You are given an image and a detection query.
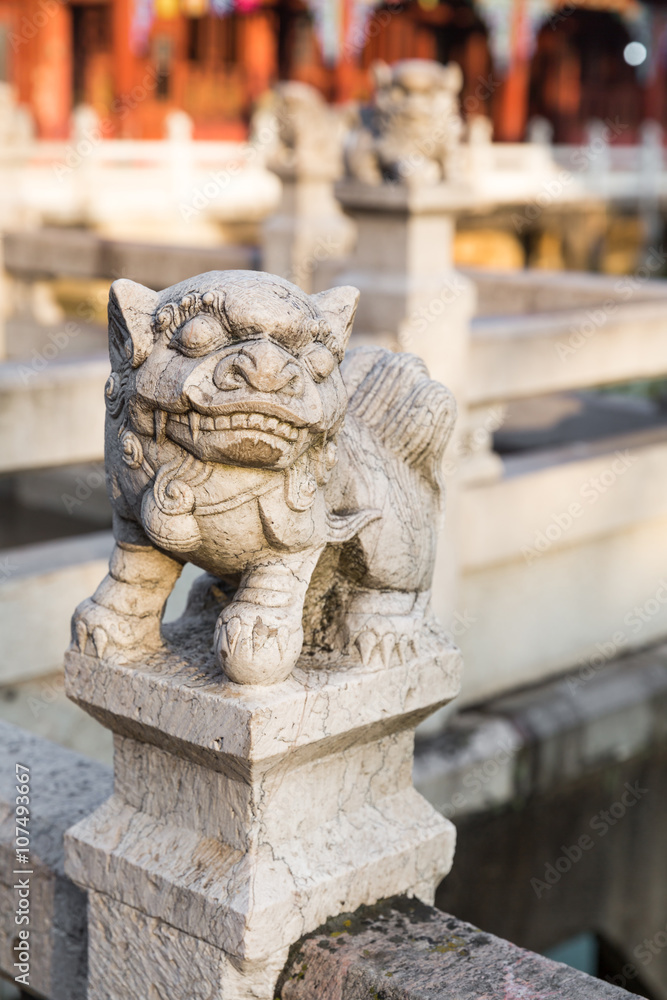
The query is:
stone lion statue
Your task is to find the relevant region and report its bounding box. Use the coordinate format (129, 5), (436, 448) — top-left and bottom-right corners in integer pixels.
(256, 80), (348, 179)
(71, 271), (455, 685)
(345, 58), (464, 187)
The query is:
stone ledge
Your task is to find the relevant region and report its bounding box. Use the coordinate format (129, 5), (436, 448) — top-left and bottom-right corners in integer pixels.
(277, 897), (634, 999)
(0, 721), (112, 1000)
(414, 641), (667, 820)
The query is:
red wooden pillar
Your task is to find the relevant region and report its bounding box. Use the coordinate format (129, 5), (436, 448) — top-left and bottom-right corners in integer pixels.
(113, 0), (135, 134)
(243, 10), (277, 102)
(496, 0), (530, 142)
(28, 0), (72, 138)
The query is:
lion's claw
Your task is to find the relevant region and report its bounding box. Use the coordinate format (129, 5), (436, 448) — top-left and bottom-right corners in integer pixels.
(215, 603), (302, 685)
(346, 613), (422, 669)
(70, 597), (161, 663)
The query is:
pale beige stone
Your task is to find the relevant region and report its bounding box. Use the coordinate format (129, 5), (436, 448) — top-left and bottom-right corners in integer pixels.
(63, 267), (461, 999)
(260, 82), (355, 292)
(71, 270), (456, 687)
(65, 639), (460, 997)
(345, 59), (464, 187)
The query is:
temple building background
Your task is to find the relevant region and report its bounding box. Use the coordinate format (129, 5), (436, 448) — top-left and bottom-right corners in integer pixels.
(1, 0), (666, 142)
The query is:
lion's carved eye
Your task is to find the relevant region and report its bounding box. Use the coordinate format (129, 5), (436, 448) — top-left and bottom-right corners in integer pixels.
(301, 342), (336, 382)
(169, 315), (228, 358)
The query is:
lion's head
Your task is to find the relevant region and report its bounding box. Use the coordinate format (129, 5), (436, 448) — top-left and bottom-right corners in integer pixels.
(106, 271), (359, 472)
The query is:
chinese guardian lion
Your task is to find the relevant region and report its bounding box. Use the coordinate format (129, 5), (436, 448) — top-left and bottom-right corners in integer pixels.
(71, 271), (455, 685)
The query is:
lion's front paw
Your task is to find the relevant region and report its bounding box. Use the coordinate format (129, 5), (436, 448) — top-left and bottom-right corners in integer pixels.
(71, 598), (161, 663)
(214, 603), (302, 685)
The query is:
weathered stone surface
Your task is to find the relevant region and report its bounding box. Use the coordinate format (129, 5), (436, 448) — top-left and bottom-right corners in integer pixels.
(70, 270), (456, 687)
(277, 897), (634, 999)
(260, 83), (355, 292)
(0, 722), (112, 1000)
(345, 59), (464, 187)
(63, 267), (462, 999)
(65, 642), (460, 996)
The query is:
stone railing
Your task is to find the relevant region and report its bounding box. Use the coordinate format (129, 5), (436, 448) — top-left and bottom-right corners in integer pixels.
(3, 260), (667, 707)
(4, 65), (667, 718)
(0, 719), (637, 999)
(0, 131), (281, 241)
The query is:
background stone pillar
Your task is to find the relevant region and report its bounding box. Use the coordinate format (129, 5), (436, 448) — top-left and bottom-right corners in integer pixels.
(334, 180), (479, 630)
(259, 82), (355, 293)
(263, 166), (355, 293)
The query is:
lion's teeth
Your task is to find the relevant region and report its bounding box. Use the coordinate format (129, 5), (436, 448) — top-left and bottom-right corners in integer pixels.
(214, 415), (229, 429)
(201, 416), (214, 430)
(189, 410), (201, 444)
(276, 421), (292, 438)
(231, 413), (247, 429)
(265, 417), (278, 431)
(154, 408), (167, 444)
(247, 413), (265, 430)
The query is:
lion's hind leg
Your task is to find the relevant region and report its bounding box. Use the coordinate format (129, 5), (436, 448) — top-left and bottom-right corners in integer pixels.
(342, 589), (430, 668)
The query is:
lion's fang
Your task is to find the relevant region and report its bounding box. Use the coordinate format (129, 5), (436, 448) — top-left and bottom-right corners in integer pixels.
(189, 410), (201, 444)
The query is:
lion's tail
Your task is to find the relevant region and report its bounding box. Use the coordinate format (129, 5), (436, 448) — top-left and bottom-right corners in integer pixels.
(342, 346), (456, 491)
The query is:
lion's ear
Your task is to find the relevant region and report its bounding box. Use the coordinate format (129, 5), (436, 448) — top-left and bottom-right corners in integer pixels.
(311, 285), (360, 363)
(108, 279), (158, 369)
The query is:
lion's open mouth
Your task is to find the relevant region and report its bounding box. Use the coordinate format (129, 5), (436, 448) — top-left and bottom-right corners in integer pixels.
(170, 411), (299, 443)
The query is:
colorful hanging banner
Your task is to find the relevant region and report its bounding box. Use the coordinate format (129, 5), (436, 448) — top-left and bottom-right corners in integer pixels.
(308, 0), (344, 63)
(130, 0), (155, 54)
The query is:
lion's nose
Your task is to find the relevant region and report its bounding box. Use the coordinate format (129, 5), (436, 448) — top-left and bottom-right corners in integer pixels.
(213, 341), (302, 394)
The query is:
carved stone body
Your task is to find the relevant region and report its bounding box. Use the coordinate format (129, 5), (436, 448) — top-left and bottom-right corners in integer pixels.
(262, 80), (347, 180)
(72, 270), (455, 684)
(345, 59), (464, 187)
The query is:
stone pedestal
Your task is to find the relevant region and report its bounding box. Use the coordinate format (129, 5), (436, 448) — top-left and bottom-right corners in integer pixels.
(262, 165), (355, 293)
(334, 181), (475, 388)
(63, 617), (461, 999)
(334, 180), (482, 627)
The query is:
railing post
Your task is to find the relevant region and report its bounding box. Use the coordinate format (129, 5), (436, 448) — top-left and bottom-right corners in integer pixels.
(332, 59), (482, 636)
(260, 82), (355, 292)
(62, 267), (462, 999)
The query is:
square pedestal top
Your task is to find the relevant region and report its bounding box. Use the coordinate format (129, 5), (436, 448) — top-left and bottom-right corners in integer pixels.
(65, 617), (461, 771)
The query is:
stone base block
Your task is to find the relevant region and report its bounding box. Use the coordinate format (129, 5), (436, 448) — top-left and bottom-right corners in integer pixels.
(64, 629), (461, 998)
(87, 892), (285, 1000)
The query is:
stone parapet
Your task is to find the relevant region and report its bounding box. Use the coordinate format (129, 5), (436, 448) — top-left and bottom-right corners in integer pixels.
(278, 897), (634, 1000)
